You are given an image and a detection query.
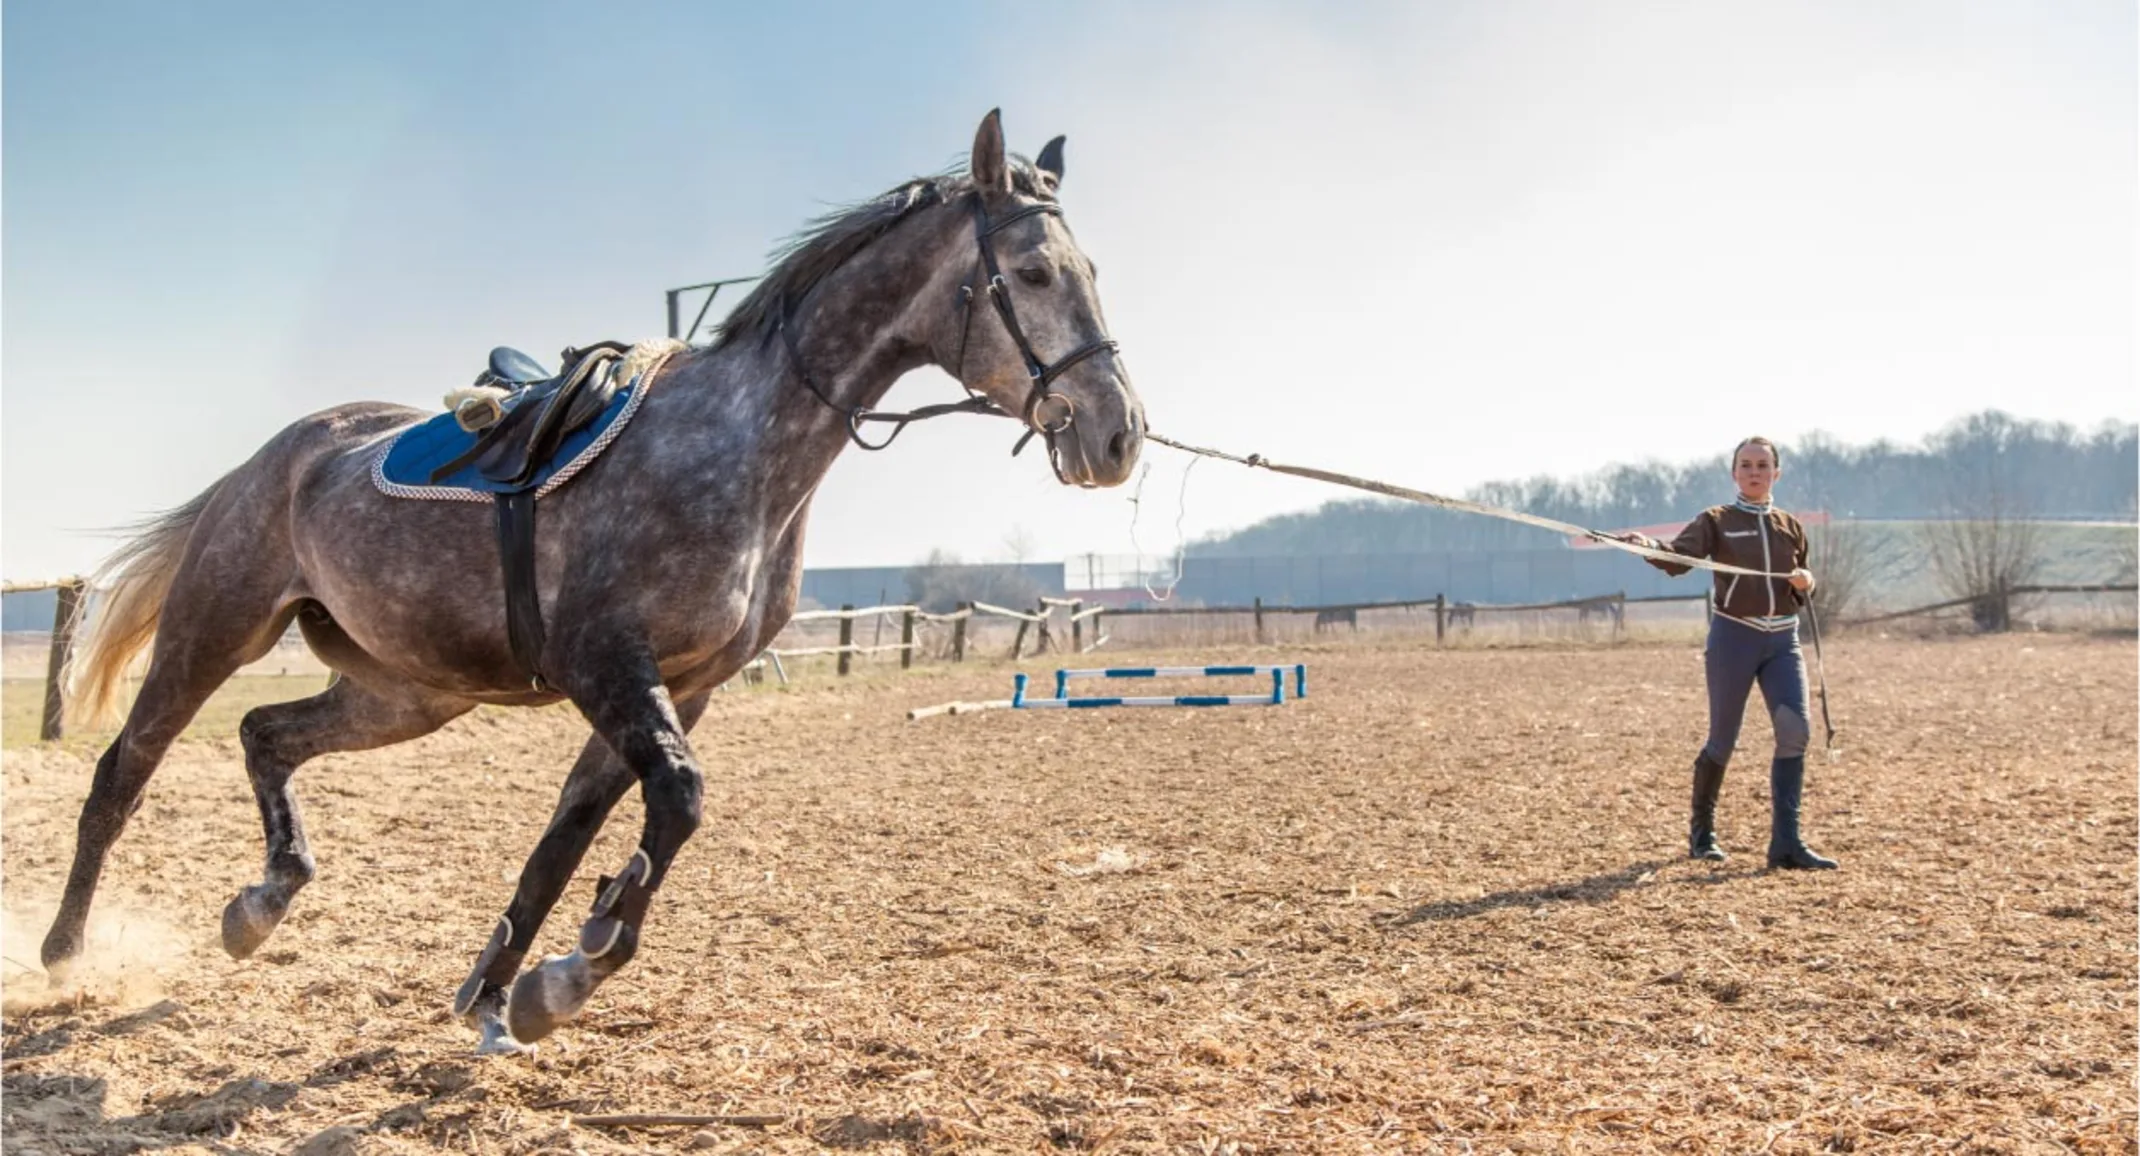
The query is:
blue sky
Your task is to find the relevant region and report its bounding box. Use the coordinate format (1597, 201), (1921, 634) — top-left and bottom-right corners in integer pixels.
(4, 1), (2133, 578)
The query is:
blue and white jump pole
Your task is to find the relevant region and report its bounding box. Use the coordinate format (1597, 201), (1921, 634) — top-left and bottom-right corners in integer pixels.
(1051, 664), (1307, 700)
(1012, 663), (1306, 709)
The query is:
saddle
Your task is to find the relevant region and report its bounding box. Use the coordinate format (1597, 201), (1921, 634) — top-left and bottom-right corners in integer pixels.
(443, 341), (634, 692)
(431, 342), (633, 489)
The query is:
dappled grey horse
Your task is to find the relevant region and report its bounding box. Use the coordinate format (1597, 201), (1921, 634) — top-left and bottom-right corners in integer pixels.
(43, 110), (1142, 1052)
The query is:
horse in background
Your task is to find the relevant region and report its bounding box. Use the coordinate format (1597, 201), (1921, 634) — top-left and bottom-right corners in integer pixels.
(1313, 607), (1358, 632)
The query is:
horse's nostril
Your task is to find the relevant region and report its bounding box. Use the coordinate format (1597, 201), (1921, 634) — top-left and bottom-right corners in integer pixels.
(1107, 430), (1128, 464)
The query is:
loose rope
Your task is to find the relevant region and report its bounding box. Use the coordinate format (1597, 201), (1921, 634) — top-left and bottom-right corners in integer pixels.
(1147, 429), (1842, 758)
(1126, 457), (1197, 601)
(1145, 432), (1792, 579)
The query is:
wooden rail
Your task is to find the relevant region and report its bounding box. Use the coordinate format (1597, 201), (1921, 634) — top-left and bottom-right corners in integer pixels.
(2, 577), (87, 595)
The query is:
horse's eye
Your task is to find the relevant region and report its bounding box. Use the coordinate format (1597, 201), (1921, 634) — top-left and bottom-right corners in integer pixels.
(1016, 266), (1051, 288)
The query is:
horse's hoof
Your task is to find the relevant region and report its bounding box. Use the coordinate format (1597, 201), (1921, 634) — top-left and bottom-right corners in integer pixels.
(506, 951), (597, 1044)
(454, 983), (534, 1056)
(40, 953), (75, 987)
(476, 1014), (536, 1057)
(220, 885), (287, 960)
(40, 932), (81, 982)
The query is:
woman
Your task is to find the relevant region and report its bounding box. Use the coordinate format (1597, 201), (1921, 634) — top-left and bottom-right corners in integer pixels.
(1622, 437), (1838, 870)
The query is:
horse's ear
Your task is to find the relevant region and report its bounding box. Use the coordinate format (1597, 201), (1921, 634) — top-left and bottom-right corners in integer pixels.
(1036, 135), (1066, 185)
(971, 108), (1010, 194)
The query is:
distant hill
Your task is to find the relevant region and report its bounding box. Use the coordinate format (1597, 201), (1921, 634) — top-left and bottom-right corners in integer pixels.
(1192, 411), (2136, 556)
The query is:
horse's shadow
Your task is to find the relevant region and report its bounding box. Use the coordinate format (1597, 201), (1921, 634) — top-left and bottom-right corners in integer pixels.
(1377, 858), (1751, 926)
(2, 1010), (478, 1152)
(4, 998), (189, 1060)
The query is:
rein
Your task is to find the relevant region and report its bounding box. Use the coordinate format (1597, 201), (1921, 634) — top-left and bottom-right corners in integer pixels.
(778, 304), (1008, 450)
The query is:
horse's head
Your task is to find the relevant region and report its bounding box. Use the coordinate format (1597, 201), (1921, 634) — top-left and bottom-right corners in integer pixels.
(936, 110), (1144, 488)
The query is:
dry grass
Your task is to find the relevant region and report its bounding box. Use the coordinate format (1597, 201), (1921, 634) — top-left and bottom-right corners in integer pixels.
(3, 675), (338, 752)
(1, 634), (2132, 1154)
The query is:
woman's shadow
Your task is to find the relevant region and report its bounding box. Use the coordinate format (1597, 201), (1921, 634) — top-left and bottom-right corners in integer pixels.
(1376, 858), (1756, 927)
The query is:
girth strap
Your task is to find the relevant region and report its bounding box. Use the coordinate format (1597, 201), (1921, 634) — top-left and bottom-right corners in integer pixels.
(496, 491), (548, 690)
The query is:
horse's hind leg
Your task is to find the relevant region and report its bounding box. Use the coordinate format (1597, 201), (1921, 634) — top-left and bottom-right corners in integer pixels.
(224, 669), (473, 960)
(40, 604), (296, 975)
(454, 688), (711, 1054)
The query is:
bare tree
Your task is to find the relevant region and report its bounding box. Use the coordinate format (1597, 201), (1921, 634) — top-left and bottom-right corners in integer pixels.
(1001, 525), (1037, 566)
(1805, 519), (1892, 623)
(1917, 506), (2044, 632)
(1914, 414), (2050, 631)
(1920, 510), (2042, 630)
(905, 548), (1041, 614)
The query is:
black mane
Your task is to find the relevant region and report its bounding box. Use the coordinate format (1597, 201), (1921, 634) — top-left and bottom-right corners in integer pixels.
(714, 161), (1057, 350)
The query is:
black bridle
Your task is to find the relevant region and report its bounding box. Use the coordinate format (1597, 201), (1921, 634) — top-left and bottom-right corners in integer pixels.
(781, 189), (1121, 477)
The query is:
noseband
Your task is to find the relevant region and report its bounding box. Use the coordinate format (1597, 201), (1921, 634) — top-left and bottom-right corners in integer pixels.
(781, 188), (1121, 480)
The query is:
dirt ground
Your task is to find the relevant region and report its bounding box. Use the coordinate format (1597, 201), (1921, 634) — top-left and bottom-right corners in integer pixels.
(1, 633), (2132, 1154)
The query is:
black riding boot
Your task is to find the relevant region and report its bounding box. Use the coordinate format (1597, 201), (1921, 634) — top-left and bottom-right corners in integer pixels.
(1766, 756), (1838, 870)
(1688, 751), (1727, 862)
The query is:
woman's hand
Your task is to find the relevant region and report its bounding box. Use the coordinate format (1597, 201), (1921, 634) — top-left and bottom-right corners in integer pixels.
(1788, 567), (1815, 592)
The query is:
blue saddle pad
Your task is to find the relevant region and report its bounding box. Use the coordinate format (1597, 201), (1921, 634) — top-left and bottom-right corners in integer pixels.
(374, 378), (643, 501)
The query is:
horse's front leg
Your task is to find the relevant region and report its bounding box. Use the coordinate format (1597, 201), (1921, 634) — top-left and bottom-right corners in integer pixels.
(453, 689), (710, 1054)
(503, 654), (707, 1046)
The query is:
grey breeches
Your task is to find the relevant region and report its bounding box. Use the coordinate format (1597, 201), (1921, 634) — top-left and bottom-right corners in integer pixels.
(1702, 615), (1809, 765)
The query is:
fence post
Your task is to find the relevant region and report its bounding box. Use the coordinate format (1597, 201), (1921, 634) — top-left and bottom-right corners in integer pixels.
(1034, 598), (1054, 654)
(1253, 597), (1265, 645)
(41, 580), (85, 741)
(837, 604), (854, 676)
(1434, 593), (1446, 646)
(1614, 591), (1626, 642)
(1704, 587), (1714, 624)
(1011, 612), (1032, 660)
(953, 603), (969, 662)
(1089, 609), (1103, 652)
(900, 609), (915, 670)
(1070, 600), (1084, 652)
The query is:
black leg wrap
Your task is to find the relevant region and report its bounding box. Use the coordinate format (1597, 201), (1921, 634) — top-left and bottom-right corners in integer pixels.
(577, 848), (655, 967)
(1688, 752), (1728, 862)
(454, 917), (526, 1019)
(503, 847), (659, 1045)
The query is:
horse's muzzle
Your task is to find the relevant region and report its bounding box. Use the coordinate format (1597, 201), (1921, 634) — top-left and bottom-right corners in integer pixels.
(1051, 376), (1142, 488)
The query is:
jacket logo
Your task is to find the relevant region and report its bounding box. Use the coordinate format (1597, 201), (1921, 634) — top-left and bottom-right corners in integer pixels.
(1722, 530), (1760, 538)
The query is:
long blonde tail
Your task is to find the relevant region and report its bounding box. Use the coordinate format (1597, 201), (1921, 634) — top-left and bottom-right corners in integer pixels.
(63, 479), (227, 727)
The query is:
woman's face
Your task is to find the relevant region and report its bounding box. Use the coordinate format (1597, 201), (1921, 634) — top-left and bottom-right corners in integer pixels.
(1733, 443), (1780, 501)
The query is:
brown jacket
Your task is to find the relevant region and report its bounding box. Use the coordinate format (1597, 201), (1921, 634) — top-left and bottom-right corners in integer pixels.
(1643, 504), (1809, 621)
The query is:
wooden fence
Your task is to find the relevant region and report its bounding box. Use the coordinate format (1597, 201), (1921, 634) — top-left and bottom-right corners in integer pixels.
(4, 582), (1701, 735)
(1837, 583), (2137, 630)
(20, 575), (2122, 738)
(3, 576), (88, 741)
(1092, 590), (1704, 645)
(746, 597), (1099, 685)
